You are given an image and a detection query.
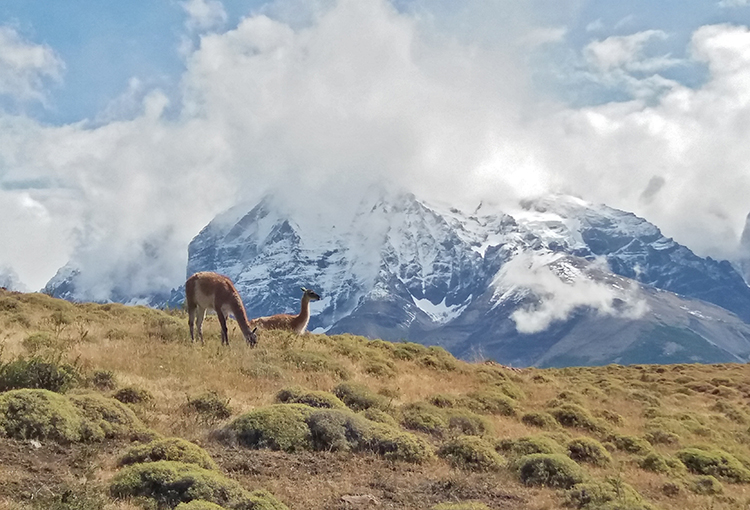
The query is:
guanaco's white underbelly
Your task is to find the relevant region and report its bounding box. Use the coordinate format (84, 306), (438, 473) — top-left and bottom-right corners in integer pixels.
(193, 288), (233, 317)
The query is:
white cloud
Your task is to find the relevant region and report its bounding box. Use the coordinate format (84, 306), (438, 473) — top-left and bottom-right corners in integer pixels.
(719, 0), (749, 7)
(496, 253), (648, 334)
(584, 30), (674, 72)
(0, 26), (64, 104)
(182, 0), (228, 32)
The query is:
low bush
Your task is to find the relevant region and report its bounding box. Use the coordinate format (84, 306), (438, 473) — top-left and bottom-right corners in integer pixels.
(113, 386), (154, 405)
(465, 390), (516, 416)
(89, 370), (118, 391)
(444, 409), (493, 437)
(360, 408), (399, 427)
(223, 404), (433, 463)
(184, 391), (233, 422)
(516, 454), (585, 489)
(494, 381), (525, 400)
(644, 429), (680, 446)
(432, 502), (490, 510)
(676, 447), (750, 483)
(175, 501), (226, 510)
(0, 356), (80, 393)
(638, 452), (685, 475)
(417, 346), (460, 372)
(120, 437), (218, 470)
(332, 382), (388, 412)
(275, 387), (345, 409)
(70, 392), (150, 442)
(400, 402), (447, 436)
(688, 475), (724, 495)
(496, 436), (561, 458)
(110, 460), (287, 509)
(521, 411), (558, 430)
(564, 478), (655, 510)
(437, 436), (504, 471)
(606, 434), (653, 455)
(549, 405), (606, 434)
(566, 437), (612, 467)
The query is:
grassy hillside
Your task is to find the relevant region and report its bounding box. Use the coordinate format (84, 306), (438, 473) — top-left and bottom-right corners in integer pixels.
(1, 288), (750, 509)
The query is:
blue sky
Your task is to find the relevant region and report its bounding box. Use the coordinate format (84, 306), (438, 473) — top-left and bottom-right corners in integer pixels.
(0, 0), (749, 295)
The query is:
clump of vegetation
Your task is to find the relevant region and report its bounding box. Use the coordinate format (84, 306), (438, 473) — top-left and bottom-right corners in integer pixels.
(143, 315), (188, 343)
(0, 389), (149, 443)
(688, 475), (724, 495)
(644, 428), (680, 446)
(175, 501), (226, 510)
(444, 409), (493, 437)
(432, 502), (490, 510)
(110, 460), (287, 509)
(638, 452), (685, 475)
(595, 409), (624, 426)
(332, 382), (388, 411)
(400, 402), (448, 436)
(496, 436), (561, 459)
(120, 437), (218, 470)
(113, 386), (154, 405)
(428, 394), (460, 408)
(521, 411), (559, 430)
(676, 447), (750, 483)
(465, 390), (516, 416)
(183, 391), (233, 422)
(89, 370), (118, 391)
(606, 434), (653, 455)
(223, 404), (433, 463)
(494, 381), (525, 400)
(360, 408), (399, 427)
(566, 437), (612, 467)
(711, 400), (748, 423)
(437, 436), (505, 471)
(0, 355), (81, 393)
(548, 404), (606, 434)
(516, 453), (585, 489)
(275, 387), (346, 409)
(282, 350), (350, 379)
(564, 478), (655, 510)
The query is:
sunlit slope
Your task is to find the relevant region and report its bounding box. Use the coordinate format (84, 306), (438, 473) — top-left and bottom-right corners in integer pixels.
(1, 288), (750, 510)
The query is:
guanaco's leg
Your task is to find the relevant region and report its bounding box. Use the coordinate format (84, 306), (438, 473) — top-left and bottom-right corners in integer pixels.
(195, 306), (207, 345)
(216, 309), (229, 346)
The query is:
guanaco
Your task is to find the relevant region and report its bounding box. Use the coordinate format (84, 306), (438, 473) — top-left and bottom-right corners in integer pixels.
(185, 272), (258, 347)
(249, 287), (321, 334)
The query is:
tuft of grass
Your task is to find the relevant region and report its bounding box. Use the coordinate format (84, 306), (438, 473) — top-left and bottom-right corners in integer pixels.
(113, 386), (154, 405)
(566, 437), (612, 467)
(548, 404), (606, 434)
(274, 387), (346, 409)
(89, 370), (118, 391)
(437, 435), (505, 471)
(332, 382), (388, 412)
(516, 453), (585, 489)
(676, 447), (750, 483)
(521, 411), (559, 430)
(120, 437), (218, 470)
(183, 391), (233, 422)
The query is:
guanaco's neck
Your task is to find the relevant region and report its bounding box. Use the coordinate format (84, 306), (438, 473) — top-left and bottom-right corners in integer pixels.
(229, 293), (253, 335)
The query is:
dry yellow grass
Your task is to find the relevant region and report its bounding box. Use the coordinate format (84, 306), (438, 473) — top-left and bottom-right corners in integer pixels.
(2, 289), (750, 509)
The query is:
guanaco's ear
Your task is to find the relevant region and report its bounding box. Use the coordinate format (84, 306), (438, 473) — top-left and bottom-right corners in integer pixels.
(252, 327), (257, 333)
(301, 287), (307, 292)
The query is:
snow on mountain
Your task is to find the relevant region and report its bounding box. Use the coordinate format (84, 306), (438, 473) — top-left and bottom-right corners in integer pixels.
(0, 265), (28, 292)
(44, 188), (750, 367)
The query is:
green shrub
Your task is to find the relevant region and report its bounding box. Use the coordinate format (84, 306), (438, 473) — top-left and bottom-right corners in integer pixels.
(417, 346), (460, 371)
(595, 409), (624, 426)
(70, 392), (149, 441)
(606, 435), (653, 455)
(444, 409), (493, 437)
(360, 408), (398, 427)
(110, 461), (253, 509)
(494, 381), (524, 400)
(521, 411), (558, 430)
(28, 483), (108, 510)
(496, 436), (561, 458)
(465, 390), (516, 416)
(282, 350), (349, 379)
(392, 342), (429, 361)
(0, 388), (82, 442)
(227, 404), (314, 452)
(0, 356), (80, 393)
(566, 437), (612, 467)
(184, 391), (233, 421)
(516, 454), (585, 489)
(711, 400), (748, 423)
(565, 478), (655, 510)
(363, 357), (396, 378)
(676, 447), (750, 483)
(437, 436), (504, 471)
(113, 386), (154, 405)
(428, 394), (460, 408)
(688, 475), (724, 495)
(644, 429), (680, 446)
(549, 405), (606, 434)
(332, 382), (387, 411)
(224, 404), (432, 463)
(120, 437), (218, 470)
(638, 452), (685, 475)
(274, 387), (345, 409)
(400, 402), (447, 436)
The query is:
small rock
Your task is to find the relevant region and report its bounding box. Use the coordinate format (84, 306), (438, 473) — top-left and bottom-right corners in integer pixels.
(28, 439), (42, 449)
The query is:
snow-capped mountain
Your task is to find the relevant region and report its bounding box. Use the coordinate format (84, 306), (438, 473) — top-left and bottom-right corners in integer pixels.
(45, 188), (750, 367)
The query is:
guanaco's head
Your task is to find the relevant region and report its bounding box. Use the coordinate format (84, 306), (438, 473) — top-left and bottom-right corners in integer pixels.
(301, 287), (321, 301)
(245, 326), (258, 347)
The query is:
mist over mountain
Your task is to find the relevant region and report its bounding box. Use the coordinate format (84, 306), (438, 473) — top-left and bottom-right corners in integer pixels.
(44, 188), (750, 367)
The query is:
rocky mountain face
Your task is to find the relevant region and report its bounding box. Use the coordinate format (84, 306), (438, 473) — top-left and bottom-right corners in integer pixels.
(45, 189), (750, 367)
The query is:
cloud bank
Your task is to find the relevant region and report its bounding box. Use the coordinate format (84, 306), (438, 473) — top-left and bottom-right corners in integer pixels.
(0, 1), (749, 303)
